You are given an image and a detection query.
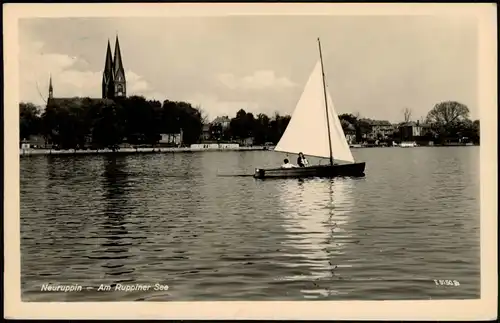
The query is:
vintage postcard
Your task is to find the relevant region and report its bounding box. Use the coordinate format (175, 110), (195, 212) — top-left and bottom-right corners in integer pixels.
(4, 2), (497, 320)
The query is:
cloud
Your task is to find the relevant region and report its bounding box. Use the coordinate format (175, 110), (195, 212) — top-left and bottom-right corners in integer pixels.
(216, 70), (296, 91)
(126, 71), (150, 93)
(185, 93), (260, 121)
(18, 39), (270, 120)
(18, 16), (478, 122)
(19, 40), (162, 105)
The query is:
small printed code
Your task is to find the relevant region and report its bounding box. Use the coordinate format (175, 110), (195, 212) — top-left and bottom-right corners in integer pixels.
(434, 279), (460, 286)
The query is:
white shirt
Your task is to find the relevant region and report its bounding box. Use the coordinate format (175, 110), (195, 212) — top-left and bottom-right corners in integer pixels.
(281, 163), (297, 169)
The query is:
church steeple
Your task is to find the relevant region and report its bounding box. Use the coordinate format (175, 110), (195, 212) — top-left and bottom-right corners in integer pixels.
(102, 39), (115, 99)
(113, 34), (126, 97)
(48, 74), (53, 99)
(101, 35), (126, 99)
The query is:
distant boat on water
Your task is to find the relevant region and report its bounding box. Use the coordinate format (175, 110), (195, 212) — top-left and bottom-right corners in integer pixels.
(253, 38), (366, 179)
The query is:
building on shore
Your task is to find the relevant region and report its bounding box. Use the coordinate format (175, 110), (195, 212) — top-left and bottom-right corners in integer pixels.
(211, 116), (231, 129)
(200, 116), (232, 142)
(158, 131), (183, 147)
(399, 121), (432, 142)
(367, 120), (395, 139)
(44, 35), (150, 148)
(239, 137), (254, 147)
(47, 35), (127, 107)
(21, 135), (46, 149)
(344, 123), (356, 144)
(201, 124), (211, 141)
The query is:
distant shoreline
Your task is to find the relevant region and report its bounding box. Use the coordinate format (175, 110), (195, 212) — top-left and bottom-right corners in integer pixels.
(19, 143), (479, 156)
(349, 143), (478, 148)
(19, 146), (270, 156)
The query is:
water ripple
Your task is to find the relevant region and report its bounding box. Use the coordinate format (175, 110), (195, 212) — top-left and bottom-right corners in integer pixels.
(20, 148), (480, 301)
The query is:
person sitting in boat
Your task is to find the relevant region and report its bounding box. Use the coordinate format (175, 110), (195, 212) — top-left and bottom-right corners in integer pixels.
(281, 158), (298, 169)
(297, 152), (309, 167)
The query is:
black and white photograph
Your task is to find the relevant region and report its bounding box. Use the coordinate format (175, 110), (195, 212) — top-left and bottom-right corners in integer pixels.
(4, 3), (497, 320)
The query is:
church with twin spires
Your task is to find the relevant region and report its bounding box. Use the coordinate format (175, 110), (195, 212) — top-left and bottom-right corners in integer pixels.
(48, 35), (127, 103)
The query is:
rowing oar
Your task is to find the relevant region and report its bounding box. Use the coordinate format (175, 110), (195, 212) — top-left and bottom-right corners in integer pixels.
(216, 170), (254, 177)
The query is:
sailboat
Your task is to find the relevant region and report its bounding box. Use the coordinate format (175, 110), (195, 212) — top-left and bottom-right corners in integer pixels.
(253, 38), (366, 179)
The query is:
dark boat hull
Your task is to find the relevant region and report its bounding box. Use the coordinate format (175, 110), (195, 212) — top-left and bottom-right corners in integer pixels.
(253, 162), (366, 179)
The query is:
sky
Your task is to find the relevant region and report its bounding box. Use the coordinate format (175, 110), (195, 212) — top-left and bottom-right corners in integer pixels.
(18, 15), (479, 122)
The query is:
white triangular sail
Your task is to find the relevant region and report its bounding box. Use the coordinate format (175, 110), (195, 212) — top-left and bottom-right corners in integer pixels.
(274, 60), (355, 164)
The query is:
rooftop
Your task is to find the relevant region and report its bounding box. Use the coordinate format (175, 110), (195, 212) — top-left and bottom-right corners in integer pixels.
(212, 116), (231, 124)
(368, 120), (393, 126)
(400, 121), (431, 127)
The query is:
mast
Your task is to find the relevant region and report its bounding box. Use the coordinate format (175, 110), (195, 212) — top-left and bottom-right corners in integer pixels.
(317, 37), (334, 166)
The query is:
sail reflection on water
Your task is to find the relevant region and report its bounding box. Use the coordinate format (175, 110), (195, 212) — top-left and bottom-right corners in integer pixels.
(277, 177), (355, 298)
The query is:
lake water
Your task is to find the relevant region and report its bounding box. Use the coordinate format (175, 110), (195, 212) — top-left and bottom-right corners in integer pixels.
(20, 147), (480, 301)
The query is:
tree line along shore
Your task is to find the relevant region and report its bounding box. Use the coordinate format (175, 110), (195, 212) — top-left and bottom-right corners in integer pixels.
(20, 96), (479, 152)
